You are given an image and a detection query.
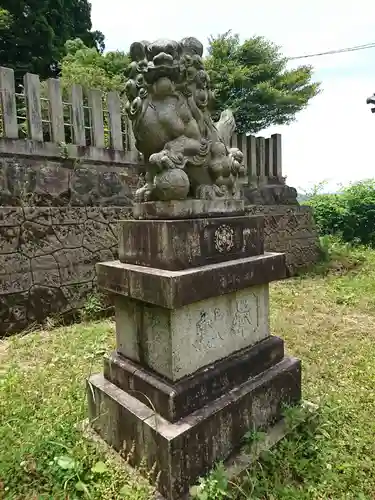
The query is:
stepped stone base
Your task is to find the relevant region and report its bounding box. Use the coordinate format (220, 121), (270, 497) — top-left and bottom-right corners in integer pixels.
(118, 213), (264, 270)
(88, 354), (301, 500)
(103, 335), (285, 422)
(88, 200), (303, 499)
(83, 401), (317, 500)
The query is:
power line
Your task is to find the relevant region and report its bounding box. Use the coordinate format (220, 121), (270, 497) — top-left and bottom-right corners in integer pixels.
(288, 42), (375, 60)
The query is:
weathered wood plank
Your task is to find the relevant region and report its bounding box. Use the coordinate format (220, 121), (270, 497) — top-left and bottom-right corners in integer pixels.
(240, 133), (248, 178)
(256, 137), (266, 182)
(47, 78), (65, 143)
(87, 89), (105, 148)
(272, 133), (282, 178)
(265, 138), (273, 178)
(71, 84), (86, 146)
(107, 91), (123, 150)
(247, 135), (257, 180)
(24, 72), (43, 141)
(0, 67), (18, 138)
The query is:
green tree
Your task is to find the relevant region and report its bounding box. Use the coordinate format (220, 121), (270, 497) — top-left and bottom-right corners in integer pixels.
(0, 8), (11, 30)
(39, 39), (129, 145)
(48, 31), (319, 136)
(0, 1), (104, 80)
(205, 32), (320, 133)
(59, 39), (129, 93)
(306, 180), (375, 246)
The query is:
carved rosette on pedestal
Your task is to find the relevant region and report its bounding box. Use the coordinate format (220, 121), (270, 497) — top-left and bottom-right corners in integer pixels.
(87, 36), (302, 500)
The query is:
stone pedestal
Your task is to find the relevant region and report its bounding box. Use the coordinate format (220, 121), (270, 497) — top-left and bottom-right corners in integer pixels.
(88, 200), (302, 500)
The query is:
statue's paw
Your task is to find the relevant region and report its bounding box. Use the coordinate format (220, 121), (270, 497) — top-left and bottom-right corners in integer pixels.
(228, 147), (243, 161)
(134, 191), (144, 203)
(214, 184), (228, 197)
(143, 189), (154, 202)
(195, 184), (226, 200)
(135, 185), (149, 202)
(228, 148), (245, 177)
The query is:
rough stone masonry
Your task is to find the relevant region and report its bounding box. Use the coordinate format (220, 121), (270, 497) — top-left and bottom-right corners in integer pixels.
(0, 144), (319, 337)
(0, 148), (137, 336)
(87, 36), (303, 499)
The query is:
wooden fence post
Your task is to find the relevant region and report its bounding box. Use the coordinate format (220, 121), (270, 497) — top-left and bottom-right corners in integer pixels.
(24, 73), (43, 141)
(47, 78), (65, 143)
(0, 67), (18, 138)
(247, 135), (257, 182)
(256, 137), (266, 184)
(265, 138), (273, 179)
(88, 89), (105, 148)
(71, 84), (86, 146)
(107, 91), (123, 150)
(240, 133), (247, 184)
(272, 133), (282, 178)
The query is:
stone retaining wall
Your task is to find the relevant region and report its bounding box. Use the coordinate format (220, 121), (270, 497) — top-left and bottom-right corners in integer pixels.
(246, 205), (320, 274)
(0, 151), (319, 336)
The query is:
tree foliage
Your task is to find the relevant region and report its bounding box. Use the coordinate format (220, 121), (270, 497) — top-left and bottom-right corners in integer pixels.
(306, 180), (375, 246)
(205, 32), (320, 133)
(40, 31), (319, 135)
(59, 39), (129, 93)
(40, 40), (130, 145)
(0, 1), (104, 80)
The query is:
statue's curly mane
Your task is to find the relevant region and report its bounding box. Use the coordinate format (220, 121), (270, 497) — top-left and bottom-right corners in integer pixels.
(124, 37), (245, 202)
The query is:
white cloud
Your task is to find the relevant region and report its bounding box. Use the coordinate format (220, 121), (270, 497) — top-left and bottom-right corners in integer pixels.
(91, 0), (375, 189)
(263, 74), (375, 191)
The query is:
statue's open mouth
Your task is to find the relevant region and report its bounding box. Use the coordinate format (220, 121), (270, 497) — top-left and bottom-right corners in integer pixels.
(152, 52), (174, 66)
(145, 55), (180, 83)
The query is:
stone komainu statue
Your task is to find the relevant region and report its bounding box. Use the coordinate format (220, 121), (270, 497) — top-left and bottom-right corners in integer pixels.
(124, 37), (245, 202)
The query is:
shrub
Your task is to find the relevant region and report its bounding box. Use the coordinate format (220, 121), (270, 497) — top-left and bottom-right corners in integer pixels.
(306, 179), (375, 246)
(306, 193), (346, 236)
(340, 180), (375, 245)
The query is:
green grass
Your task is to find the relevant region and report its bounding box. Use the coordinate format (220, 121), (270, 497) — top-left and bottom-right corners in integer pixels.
(0, 323), (154, 499)
(2, 242), (375, 499)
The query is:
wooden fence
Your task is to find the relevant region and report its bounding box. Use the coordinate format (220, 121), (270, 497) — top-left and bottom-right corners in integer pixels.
(0, 66), (133, 150)
(0, 66), (282, 182)
(230, 132), (282, 184)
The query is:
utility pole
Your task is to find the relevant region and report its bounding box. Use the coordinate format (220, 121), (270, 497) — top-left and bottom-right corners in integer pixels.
(366, 93), (375, 113)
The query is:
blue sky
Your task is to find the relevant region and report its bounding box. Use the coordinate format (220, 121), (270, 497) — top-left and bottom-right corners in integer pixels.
(90, 0), (375, 191)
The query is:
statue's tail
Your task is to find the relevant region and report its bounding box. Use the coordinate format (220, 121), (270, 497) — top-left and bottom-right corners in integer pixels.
(215, 109), (236, 147)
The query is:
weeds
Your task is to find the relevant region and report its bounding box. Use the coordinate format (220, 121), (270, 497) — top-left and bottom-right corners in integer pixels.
(190, 463), (232, 499)
(79, 292), (109, 322)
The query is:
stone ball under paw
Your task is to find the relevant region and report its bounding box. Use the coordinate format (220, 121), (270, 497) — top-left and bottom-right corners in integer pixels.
(154, 169), (190, 201)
